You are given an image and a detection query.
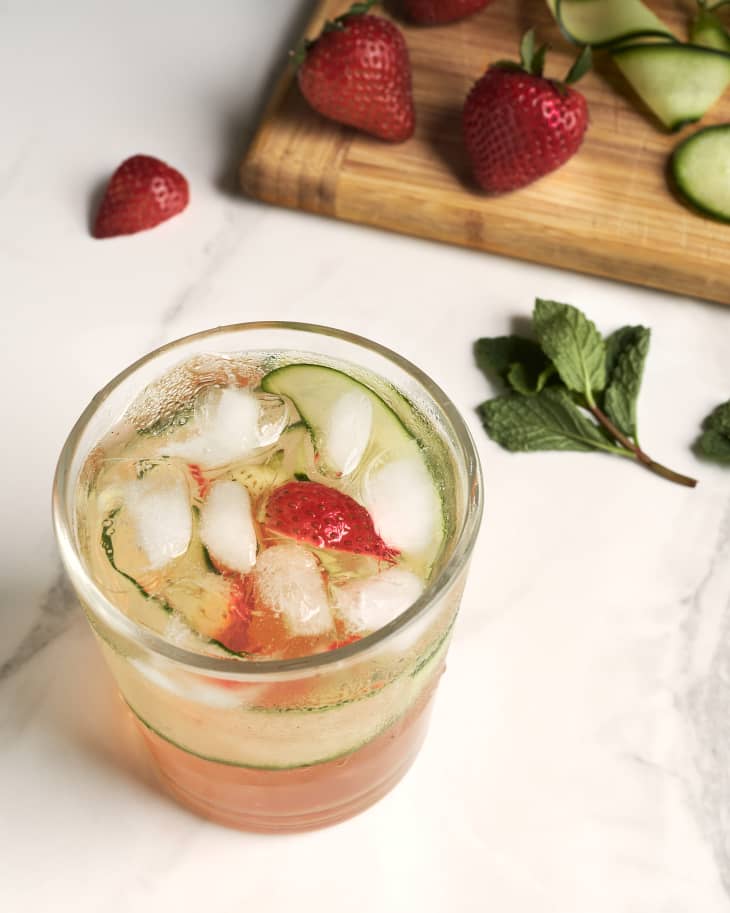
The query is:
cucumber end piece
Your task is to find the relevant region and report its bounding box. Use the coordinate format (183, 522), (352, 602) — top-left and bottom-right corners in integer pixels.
(670, 125), (730, 224)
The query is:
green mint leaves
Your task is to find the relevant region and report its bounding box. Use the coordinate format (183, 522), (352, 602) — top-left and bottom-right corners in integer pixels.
(474, 335), (553, 395)
(602, 326), (650, 440)
(697, 399), (730, 462)
(482, 387), (617, 453)
(533, 299), (606, 402)
(477, 299), (697, 488)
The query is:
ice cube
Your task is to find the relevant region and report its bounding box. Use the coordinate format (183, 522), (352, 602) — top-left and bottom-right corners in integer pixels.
(363, 456), (440, 554)
(333, 567), (424, 634)
(255, 544), (333, 637)
(324, 390), (373, 475)
(125, 473), (192, 570)
(163, 387), (287, 468)
(199, 480), (257, 574)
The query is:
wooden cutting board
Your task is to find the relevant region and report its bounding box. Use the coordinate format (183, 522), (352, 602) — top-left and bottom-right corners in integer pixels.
(241, 0), (730, 305)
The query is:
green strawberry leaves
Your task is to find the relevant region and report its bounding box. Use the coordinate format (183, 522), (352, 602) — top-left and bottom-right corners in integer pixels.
(476, 299), (697, 487)
(697, 399), (730, 463)
(520, 29), (548, 77)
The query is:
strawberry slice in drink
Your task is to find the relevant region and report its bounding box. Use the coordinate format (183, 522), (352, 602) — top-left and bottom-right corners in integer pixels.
(264, 480), (398, 561)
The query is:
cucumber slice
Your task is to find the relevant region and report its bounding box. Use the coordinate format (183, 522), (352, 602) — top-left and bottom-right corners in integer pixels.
(123, 626), (449, 770)
(611, 43), (730, 131)
(671, 125), (730, 222)
(547, 0), (675, 48)
(691, 9), (730, 53)
(262, 364), (412, 474)
(261, 364), (444, 566)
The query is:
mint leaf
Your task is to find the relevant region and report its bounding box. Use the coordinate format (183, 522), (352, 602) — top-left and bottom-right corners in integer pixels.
(704, 400), (730, 436)
(533, 299), (606, 402)
(696, 398), (730, 464)
(603, 326), (650, 439)
(475, 336), (553, 394)
(479, 387), (614, 453)
(698, 428), (730, 463)
(605, 326), (636, 380)
(506, 361), (554, 396)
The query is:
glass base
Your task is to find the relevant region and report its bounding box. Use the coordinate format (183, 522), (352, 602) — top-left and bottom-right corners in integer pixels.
(134, 676), (440, 833)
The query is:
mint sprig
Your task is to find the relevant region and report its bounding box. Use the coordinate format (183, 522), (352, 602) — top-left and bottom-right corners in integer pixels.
(477, 299), (698, 488)
(697, 399), (730, 463)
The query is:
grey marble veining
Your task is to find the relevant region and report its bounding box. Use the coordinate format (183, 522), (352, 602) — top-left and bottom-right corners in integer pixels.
(0, 568), (77, 684)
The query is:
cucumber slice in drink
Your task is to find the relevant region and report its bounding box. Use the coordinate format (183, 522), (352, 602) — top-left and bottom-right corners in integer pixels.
(671, 125), (730, 222)
(262, 364), (412, 474)
(610, 43), (730, 130)
(691, 9), (730, 53)
(546, 0), (675, 47)
(125, 626), (449, 770)
(261, 364), (444, 566)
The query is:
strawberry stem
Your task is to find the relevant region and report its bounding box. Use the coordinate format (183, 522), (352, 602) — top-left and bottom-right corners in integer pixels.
(326, 0), (379, 31)
(519, 29), (548, 77)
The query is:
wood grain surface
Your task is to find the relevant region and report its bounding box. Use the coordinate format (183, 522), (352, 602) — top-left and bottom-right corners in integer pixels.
(240, 0), (730, 304)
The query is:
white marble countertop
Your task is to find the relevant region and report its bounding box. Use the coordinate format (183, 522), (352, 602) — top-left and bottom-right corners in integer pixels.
(3, 2), (730, 910)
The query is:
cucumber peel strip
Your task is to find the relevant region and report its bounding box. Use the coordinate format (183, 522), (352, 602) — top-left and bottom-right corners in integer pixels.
(692, 7), (730, 52)
(548, 0), (676, 48)
(610, 41), (730, 131)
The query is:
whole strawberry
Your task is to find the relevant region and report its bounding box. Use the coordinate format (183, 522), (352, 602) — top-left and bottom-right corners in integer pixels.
(93, 154), (189, 238)
(463, 32), (591, 194)
(296, 1), (415, 142)
(265, 480), (398, 561)
(403, 0), (492, 25)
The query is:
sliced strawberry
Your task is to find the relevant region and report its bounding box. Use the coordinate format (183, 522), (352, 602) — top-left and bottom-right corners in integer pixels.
(93, 154), (189, 238)
(188, 463), (210, 499)
(214, 575), (256, 654)
(264, 480), (398, 561)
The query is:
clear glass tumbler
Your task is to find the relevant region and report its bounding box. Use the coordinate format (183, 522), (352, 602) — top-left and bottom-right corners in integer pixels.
(53, 323), (483, 832)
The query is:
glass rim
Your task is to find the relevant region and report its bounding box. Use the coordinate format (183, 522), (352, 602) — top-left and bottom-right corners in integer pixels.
(52, 321), (483, 679)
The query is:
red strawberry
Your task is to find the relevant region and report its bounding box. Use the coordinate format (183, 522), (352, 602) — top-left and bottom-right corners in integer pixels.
(463, 32), (591, 194)
(403, 0), (492, 25)
(93, 154), (189, 238)
(296, 3), (415, 142)
(264, 481), (398, 561)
